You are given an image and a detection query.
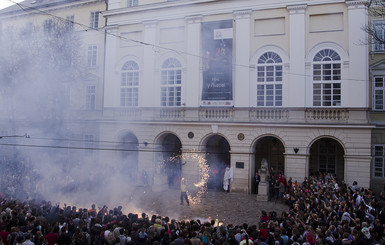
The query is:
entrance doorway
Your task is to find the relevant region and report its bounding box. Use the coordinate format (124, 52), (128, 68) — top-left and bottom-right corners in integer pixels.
(120, 132), (139, 182)
(253, 136), (285, 193)
(309, 138), (345, 182)
(160, 134), (182, 188)
(204, 135), (231, 190)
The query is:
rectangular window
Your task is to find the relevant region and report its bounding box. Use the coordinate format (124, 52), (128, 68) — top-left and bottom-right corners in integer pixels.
(374, 145), (385, 178)
(66, 15), (74, 30)
(86, 85), (96, 110)
(120, 88), (139, 106)
(44, 19), (53, 34)
(90, 11), (99, 29)
(161, 87), (181, 106)
(313, 83), (341, 106)
(87, 45), (97, 67)
(256, 84), (282, 106)
(374, 76), (385, 110)
(373, 21), (385, 52)
(127, 0), (138, 6)
(84, 134), (95, 155)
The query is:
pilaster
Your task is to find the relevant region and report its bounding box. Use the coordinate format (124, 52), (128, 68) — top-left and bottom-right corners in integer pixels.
(287, 4), (307, 107)
(142, 20), (158, 107)
(234, 10), (251, 107)
(346, 0), (369, 107)
(185, 15), (202, 107)
(104, 25), (119, 108)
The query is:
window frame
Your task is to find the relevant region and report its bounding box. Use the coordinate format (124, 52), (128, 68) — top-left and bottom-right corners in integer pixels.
(86, 85), (96, 110)
(65, 15), (74, 30)
(89, 11), (99, 29)
(127, 0), (138, 7)
(160, 58), (182, 107)
(312, 49), (342, 107)
(373, 76), (385, 110)
(373, 144), (385, 178)
(372, 20), (385, 52)
(84, 134), (96, 155)
(120, 60), (140, 107)
(87, 45), (98, 68)
(256, 51), (283, 107)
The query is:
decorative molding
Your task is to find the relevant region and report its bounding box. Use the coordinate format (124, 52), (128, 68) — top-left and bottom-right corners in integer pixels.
(237, 133), (245, 141)
(287, 4), (307, 14)
(105, 24), (118, 32)
(345, 0), (369, 9)
(185, 15), (202, 24)
(233, 9), (252, 19)
(143, 20), (158, 28)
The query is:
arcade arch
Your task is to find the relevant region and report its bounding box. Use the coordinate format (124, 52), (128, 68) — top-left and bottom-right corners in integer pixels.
(252, 136), (285, 194)
(308, 137), (345, 181)
(119, 132), (139, 181)
(202, 134), (231, 190)
(154, 133), (183, 188)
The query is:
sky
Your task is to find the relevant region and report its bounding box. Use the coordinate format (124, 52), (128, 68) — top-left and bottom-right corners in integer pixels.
(0, 0), (22, 10)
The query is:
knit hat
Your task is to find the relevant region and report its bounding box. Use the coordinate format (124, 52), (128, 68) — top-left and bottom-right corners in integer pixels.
(361, 227), (371, 239)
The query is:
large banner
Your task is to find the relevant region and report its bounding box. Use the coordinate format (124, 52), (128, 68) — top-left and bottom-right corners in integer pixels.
(201, 20), (233, 106)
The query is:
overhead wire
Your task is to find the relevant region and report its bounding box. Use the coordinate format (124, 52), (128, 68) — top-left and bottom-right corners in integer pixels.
(3, 0), (372, 83)
(0, 0), (377, 156)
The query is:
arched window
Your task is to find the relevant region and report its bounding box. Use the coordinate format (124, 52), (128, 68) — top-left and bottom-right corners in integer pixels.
(161, 58), (182, 106)
(312, 49), (341, 106)
(120, 60), (139, 106)
(256, 52), (283, 106)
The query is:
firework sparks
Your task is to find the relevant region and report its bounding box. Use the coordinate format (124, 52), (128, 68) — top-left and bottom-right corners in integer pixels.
(159, 152), (210, 205)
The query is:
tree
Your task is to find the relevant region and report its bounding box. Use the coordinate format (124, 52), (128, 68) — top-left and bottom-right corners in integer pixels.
(366, 0), (385, 48)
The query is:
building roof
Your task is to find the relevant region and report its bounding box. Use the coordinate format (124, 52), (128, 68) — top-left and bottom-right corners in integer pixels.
(0, 0), (102, 15)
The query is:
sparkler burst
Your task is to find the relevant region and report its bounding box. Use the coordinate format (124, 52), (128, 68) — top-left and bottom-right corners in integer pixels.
(161, 152), (210, 205)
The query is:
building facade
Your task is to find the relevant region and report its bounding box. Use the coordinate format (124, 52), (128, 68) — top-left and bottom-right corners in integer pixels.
(101, 0), (372, 193)
(0, 0), (377, 194)
(369, 1), (385, 193)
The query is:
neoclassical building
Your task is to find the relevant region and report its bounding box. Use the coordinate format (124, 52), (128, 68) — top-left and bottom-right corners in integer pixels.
(0, 0), (375, 194)
(99, 0), (372, 193)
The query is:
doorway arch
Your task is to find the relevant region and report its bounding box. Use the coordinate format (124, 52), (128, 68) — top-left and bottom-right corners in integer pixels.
(309, 137), (345, 182)
(253, 136), (285, 193)
(203, 134), (231, 190)
(119, 132), (139, 182)
(156, 133), (183, 188)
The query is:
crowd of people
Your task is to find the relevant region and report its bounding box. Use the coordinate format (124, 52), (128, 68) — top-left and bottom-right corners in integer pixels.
(0, 171), (384, 245)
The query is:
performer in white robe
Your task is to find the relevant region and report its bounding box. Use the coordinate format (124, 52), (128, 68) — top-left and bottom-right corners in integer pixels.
(223, 166), (233, 192)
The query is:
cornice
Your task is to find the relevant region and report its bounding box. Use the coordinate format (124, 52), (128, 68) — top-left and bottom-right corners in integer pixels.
(345, 0), (369, 8)
(233, 9), (252, 19)
(185, 15), (202, 24)
(287, 4), (307, 14)
(143, 20), (158, 28)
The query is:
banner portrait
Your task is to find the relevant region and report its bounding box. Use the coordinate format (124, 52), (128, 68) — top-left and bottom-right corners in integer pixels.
(201, 20), (233, 106)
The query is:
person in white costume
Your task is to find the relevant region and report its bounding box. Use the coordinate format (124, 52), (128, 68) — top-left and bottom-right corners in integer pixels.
(223, 166), (233, 192)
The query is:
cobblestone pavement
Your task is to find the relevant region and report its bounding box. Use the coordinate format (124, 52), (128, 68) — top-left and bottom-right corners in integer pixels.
(129, 188), (289, 227)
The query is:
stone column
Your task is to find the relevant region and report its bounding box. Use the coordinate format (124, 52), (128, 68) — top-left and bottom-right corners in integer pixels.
(287, 4), (307, 107)
(233, 10), (251, 107)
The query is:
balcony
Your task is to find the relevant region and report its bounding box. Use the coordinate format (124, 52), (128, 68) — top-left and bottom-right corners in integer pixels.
(100, 107), (369, 125)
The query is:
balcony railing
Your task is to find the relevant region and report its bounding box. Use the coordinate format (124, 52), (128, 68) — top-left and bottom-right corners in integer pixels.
(91, 107), (369, 125)
(305, 108), (349, 121)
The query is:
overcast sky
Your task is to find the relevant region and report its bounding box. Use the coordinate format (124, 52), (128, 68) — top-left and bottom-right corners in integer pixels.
(0, 0), (22, 10)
